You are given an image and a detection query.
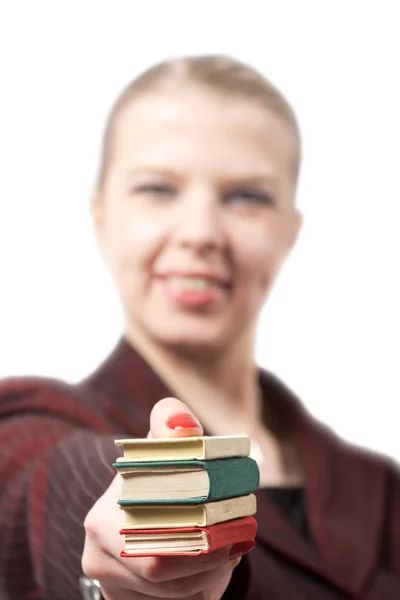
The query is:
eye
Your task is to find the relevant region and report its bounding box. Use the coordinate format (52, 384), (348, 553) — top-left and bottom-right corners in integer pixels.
(225, 187), (275, 206)
(134, 183), (176, 198)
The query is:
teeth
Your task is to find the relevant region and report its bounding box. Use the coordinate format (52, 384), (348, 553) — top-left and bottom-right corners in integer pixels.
(168, 277), (215, 291)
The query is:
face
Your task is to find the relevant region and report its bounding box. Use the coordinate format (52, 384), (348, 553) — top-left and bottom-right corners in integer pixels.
(93, 87), (301, 353)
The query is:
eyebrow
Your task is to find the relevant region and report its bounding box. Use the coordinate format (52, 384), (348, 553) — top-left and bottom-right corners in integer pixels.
(127, 168), (179, 179)
(225, 174), (278, 187)
(127, 167), (278, 185)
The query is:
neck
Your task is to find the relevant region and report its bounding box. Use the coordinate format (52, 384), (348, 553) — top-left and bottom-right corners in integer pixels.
(124, 323), (262, 435)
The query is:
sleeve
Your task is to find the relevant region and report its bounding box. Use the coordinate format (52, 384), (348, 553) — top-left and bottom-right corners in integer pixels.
(0, 379), (121, 600)
(389, 461), (400, 574)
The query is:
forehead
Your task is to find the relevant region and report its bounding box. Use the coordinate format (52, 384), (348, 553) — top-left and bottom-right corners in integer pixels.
(111, 90), (295, 179)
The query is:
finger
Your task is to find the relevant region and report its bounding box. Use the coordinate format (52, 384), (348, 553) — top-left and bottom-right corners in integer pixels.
(84, 481), (125, 558)
(203, 565), (236, 600)
(149, 397), (203, 439)
(101, 587), (162, 600)
(102, 559), (238, 599)
(101, 560), (236, 600)
(165, 559), (238, 598)
(82, 532), (134, 587)
(135, 546), (234, 582)
(101, 588), (211, 600)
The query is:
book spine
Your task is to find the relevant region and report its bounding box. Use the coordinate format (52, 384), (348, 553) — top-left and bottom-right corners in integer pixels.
(203, 437), (250, 459)
(206, 516), (257, 552)
(118, 497), (207, 506)
(118, 517), (257, 557)
(114, 458), (258, 505)
(203, 494), (256, 525)
(206, 458), (259, 502)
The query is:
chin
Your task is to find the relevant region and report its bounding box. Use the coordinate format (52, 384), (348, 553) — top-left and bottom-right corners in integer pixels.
(148, 321), (231, 356)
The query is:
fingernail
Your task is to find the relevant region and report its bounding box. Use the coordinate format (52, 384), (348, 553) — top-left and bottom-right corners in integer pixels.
(229, 540), (255, 560)
(166, 413), (200, 430)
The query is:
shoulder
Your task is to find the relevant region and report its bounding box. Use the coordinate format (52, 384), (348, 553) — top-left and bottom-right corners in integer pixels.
(0, 374), (67, 395)
(334, 431), (399, 488)
(0, 375), (73, 407)
(260, 367), (398, 472)
(0, 375), (109, 430)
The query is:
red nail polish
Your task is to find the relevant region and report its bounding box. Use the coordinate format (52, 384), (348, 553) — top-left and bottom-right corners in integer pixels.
(166, 413), (199, 430)
(229, 540), (255, 560)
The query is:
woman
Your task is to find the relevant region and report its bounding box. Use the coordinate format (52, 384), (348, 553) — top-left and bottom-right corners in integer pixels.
(0, 55), (399, 600)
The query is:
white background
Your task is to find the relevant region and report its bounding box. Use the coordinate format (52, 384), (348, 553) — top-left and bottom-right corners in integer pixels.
(0, 2), (399, 461)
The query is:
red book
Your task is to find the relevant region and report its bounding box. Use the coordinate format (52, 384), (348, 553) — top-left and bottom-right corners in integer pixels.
(119, 515), (257, 557)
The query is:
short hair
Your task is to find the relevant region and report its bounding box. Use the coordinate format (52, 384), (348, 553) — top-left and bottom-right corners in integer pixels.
(96, 54), (302, 189)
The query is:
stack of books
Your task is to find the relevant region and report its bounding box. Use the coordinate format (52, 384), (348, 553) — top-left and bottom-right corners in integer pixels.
(113, 435), (259, 557)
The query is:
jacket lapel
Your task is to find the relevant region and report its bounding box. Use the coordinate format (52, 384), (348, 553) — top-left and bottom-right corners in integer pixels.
(80, 338), (170, 436)
(259, 371), (389, 595)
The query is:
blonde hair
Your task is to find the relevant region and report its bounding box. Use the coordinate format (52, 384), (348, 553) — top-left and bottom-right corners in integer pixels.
(97, 54), (302, 188)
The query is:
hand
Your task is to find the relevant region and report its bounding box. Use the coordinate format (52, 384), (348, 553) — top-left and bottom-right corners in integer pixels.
(82, 398), (246, 600)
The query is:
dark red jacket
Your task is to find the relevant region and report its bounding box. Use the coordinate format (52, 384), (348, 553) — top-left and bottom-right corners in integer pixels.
(0, 339), (399, 599)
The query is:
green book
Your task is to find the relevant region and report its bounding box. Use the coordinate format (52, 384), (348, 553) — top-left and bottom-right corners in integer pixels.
(114, 457), (259, 505)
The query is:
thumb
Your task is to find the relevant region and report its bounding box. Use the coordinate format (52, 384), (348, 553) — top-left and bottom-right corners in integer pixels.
(148, 397), (203, 439)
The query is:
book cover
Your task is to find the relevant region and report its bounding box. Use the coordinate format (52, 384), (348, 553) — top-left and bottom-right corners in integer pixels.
(114, 457), (259, 504)
(119, 493), (256, 529)
(120, 515), (257, 557)
(114, 435), (250, 462)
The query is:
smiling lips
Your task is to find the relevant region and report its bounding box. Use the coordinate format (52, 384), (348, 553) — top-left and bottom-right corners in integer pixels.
(156, 273), (230, 308)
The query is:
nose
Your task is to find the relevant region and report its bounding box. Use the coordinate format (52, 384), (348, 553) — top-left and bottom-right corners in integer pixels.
(173, 186), (225, 253)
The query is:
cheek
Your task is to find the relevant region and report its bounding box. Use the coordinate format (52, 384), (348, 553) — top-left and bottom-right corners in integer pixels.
(235, 226), (287, 285)
(107, 213), (166, 277)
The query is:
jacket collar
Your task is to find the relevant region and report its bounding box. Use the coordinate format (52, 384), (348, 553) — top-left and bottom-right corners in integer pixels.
(80, 337), (170, 435)
(256, 370), (388, 595)
(83, 337), (389, 595)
